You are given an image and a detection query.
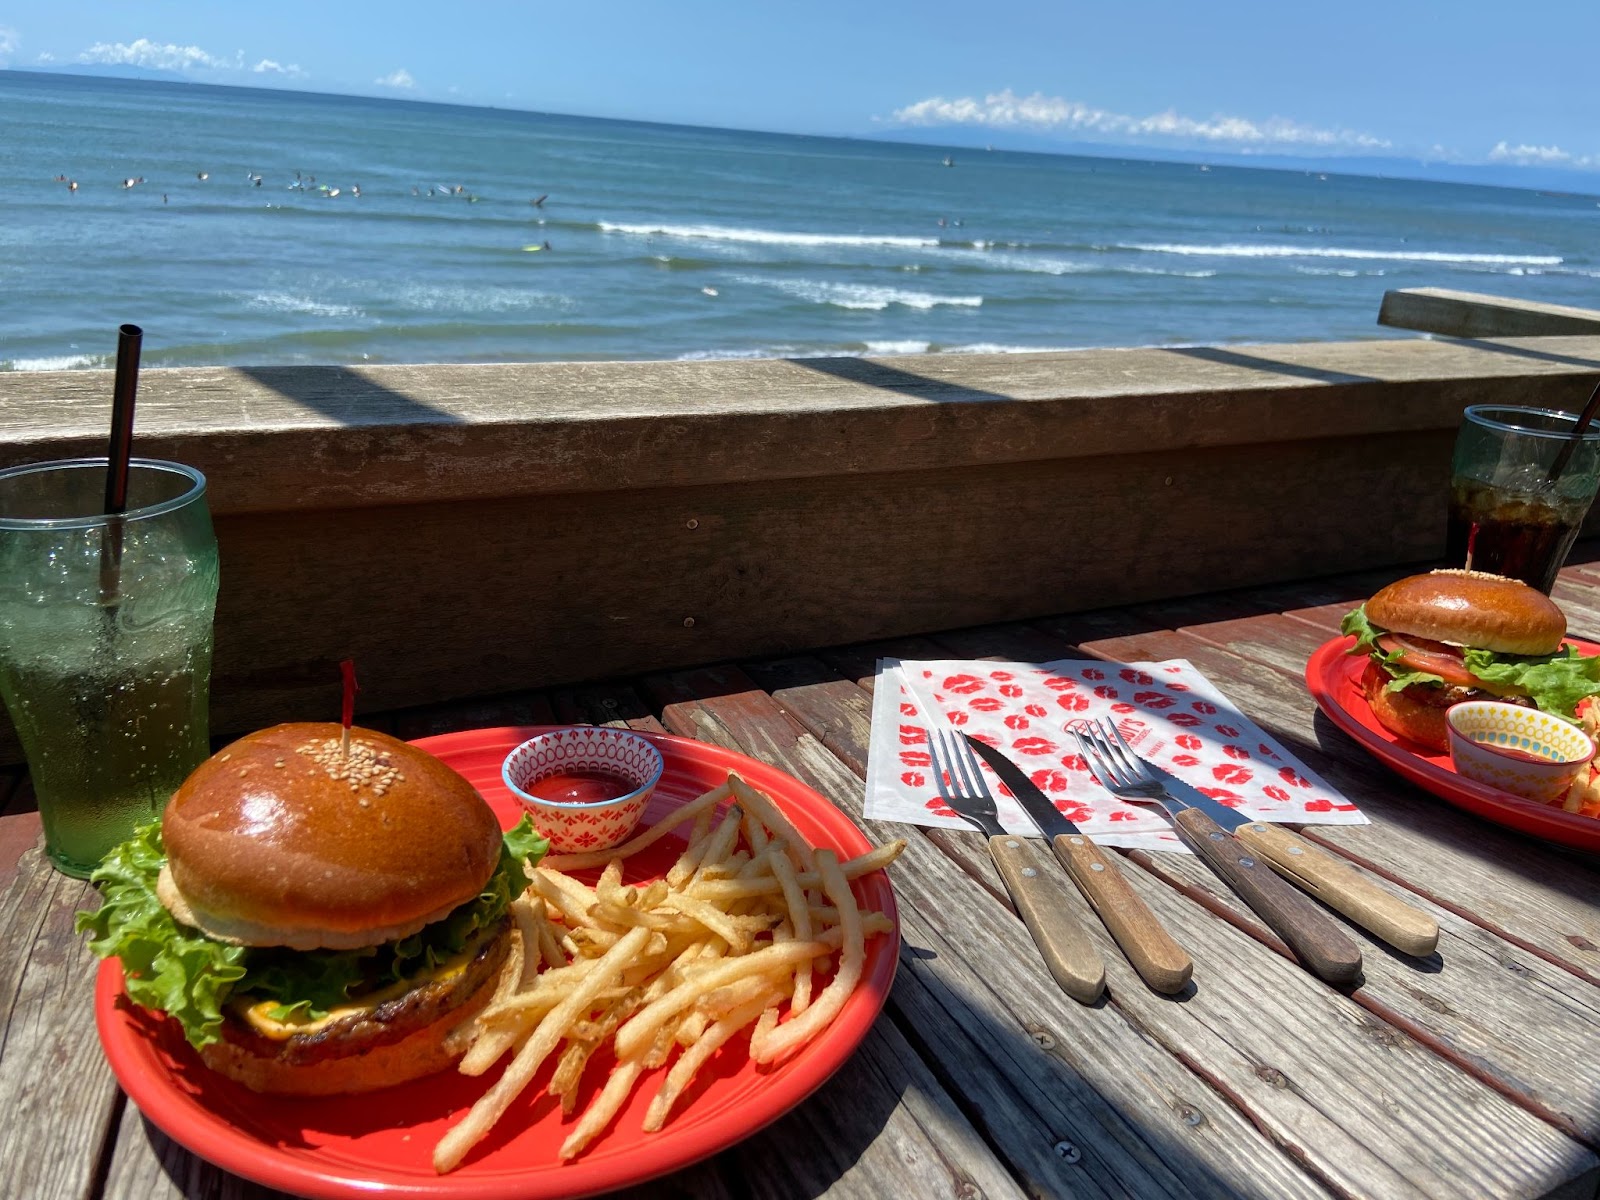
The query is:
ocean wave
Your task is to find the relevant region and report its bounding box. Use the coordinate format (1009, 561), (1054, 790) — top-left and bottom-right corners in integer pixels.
(732, 275), (981, 311)
(600, 222), (938, 249)
(1118, 266), (1219, 278)
(1119, 242), (1563, 266)
(1, 354), (107, 371)
(242, 293), (366, 318)
(386, 284), (574, 314)
(676, 341), (1062, 361)
(1292, 266), (1389, 278)
(865, 340), (933, 354)
(944, 343), (1089, 354)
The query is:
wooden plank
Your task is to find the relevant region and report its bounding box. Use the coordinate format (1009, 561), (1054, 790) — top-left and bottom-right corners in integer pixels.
(1380, 288), (1600, 338)
(0, 845), (122, 1200)
(643, 662), (1600, 1198)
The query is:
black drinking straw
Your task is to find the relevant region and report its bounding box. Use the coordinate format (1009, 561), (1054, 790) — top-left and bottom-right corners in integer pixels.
(104, 325), (142, 514)
(1544, 378), (1600, 487)
(99, 324), (142, 608)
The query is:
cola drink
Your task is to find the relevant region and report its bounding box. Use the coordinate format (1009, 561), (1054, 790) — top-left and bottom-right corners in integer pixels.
(1445, 478), (1587, 594)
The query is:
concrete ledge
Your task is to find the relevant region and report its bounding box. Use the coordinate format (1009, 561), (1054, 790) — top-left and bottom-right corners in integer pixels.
(3, 338), (1600, 760)
(1379, 288), (1600, 339)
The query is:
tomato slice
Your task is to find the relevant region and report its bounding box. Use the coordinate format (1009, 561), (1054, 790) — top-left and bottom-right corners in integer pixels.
(1374, 634), (1482, 688)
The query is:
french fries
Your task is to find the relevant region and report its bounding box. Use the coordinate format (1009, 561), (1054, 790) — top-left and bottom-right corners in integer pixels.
(432, 772), (904, 1173)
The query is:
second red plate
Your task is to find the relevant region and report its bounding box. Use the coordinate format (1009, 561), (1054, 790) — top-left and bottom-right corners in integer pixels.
(1306, 636), (1600, 853)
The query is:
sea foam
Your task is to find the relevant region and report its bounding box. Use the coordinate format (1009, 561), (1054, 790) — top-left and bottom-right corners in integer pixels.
(1120, 242), (1563, 266)
(734, 275), (981, 310)
(600, 222), (938, 249)
(1, 354), (106, 371)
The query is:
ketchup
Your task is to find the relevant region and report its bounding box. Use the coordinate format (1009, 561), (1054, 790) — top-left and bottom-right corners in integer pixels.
(525, 770), (635, 804)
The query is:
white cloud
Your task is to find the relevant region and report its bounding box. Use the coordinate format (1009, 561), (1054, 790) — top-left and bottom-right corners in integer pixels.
(375, 68), (415, 89)
(1487, 141), (1599, 169)
(35, 51), (55, 63)
(252, 58), (305, 77)
(890, 88), (1390, 152)
(1490, 141), (1567, 164)
(78, 38), (242, 72)
(0, 26), (18, 64)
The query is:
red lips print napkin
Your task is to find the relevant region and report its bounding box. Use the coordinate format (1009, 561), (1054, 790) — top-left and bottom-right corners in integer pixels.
(867, 657), (1364, 852)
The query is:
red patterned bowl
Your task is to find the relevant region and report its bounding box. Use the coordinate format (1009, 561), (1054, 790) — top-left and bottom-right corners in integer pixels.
(501, 727), (665, 852)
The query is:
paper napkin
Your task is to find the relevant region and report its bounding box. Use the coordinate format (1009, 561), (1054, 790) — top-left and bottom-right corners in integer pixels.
(866, 657), (1365, 851)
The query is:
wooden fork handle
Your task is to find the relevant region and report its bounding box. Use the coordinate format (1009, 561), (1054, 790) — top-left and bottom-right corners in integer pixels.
(1232, 822), (1440, 957)
(987, 835), (1106, 1004)
(1171, 808), (1364, 984)
(1050, 833), (1193, 994)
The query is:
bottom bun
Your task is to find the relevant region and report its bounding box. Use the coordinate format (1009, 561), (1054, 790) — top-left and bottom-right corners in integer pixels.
(1362, 659), (1453, 753)
(200, 919), (512, 1096)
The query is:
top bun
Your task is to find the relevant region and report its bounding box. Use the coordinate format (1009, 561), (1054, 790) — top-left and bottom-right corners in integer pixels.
(159, 723), (502, 951)
(1365, 569), (1566, 655)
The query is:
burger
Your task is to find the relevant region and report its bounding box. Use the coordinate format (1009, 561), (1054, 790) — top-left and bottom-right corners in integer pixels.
(1341, 569), (1600, 752)
(77, 723), (546, 1095)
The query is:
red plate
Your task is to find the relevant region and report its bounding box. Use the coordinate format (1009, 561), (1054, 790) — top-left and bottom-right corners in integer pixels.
(95, 726), (900, 1199)
(1306, 637), (1600, 853)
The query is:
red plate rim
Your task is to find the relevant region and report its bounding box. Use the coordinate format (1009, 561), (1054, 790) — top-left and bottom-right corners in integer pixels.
(1305, 636), (1600, 852)
(95, 725), (901, 1199)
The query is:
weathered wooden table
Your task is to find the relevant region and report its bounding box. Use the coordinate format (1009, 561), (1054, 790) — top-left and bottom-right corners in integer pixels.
(5, 552), (1600, 1200)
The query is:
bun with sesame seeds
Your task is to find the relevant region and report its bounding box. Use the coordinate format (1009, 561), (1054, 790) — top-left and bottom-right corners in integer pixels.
(159, 723), (502, 951)
(77, 722), (548, 1095)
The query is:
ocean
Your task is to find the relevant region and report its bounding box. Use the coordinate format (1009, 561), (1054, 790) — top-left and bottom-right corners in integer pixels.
(3, 70), (1598, 372)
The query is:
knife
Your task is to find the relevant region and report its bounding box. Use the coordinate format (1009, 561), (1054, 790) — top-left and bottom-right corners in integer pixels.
(1137, 759), (1439, 957)
(964, 735), (1194, 994)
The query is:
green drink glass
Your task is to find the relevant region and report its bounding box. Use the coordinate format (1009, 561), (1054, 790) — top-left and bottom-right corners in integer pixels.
(0, 459), (219, 877)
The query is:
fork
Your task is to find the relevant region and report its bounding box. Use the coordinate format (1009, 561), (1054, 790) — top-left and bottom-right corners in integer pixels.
(1073, 719), (1364, 985)
(927, 729), (1106, 1003)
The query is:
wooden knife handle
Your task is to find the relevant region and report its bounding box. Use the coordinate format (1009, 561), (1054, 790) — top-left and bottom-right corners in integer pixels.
(1232, 822), (1440, 957)
(987, 835), (1106, 1004)
(1171, 807), (1364, 984)
(1051, 833), (1193, 994)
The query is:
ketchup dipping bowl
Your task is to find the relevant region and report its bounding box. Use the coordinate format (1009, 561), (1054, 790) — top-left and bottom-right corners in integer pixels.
(502, 727), (665, 853)
(1446, 701), (1595, 805)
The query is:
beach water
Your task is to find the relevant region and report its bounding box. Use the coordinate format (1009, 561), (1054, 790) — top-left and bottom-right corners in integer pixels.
(3, 70), (1598, 370)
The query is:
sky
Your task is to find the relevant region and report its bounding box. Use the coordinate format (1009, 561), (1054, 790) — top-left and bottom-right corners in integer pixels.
(3, 1), (1599, 173)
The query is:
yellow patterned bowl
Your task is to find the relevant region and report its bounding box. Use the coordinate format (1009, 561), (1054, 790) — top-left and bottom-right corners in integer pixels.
(1446, 701), (1595, 805)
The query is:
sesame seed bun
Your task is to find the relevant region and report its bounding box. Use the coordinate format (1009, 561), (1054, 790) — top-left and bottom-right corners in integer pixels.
(159, 723), (503, 951)
(1365, 569), (1566, 656)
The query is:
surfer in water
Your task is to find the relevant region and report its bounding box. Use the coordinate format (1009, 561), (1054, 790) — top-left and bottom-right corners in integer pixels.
(531, 194), (547, 207)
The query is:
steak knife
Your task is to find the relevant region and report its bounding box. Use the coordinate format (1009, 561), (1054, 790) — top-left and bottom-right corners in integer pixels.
(964, 735), (1194, 994)
(1140, 760), (1439, 958)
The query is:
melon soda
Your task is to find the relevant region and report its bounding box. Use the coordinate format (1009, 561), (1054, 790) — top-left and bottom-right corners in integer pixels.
(0, 459), (218, 877)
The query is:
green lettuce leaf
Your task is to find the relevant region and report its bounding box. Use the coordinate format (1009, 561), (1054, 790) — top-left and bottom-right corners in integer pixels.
(75, 822), (248, 1048)
(1340, 605), (1385, 653)
(76, 816), (549, 1049)
(1461, 645), (1600, 719)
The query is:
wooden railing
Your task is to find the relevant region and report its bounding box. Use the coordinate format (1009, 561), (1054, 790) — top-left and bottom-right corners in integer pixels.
(4, 335), (1600, 760)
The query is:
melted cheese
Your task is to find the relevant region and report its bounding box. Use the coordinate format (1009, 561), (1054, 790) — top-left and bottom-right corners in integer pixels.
(232, 946), (476, 1041)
